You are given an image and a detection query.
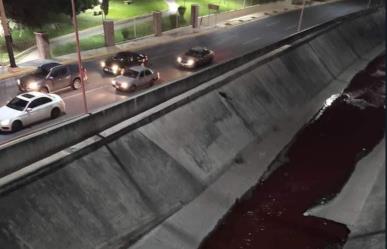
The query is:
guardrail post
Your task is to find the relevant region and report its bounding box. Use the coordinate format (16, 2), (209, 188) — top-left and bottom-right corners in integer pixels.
(103, 20), (115, 47)
(153, 11), (162, 36)
(191, 4), (200, 28)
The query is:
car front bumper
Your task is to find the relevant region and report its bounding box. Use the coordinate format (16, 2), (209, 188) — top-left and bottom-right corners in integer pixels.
(178, 61), (196, 69)
(103, 66), (121, 75)
(0, 123), (11, 131)
(112, 82), (131, 92)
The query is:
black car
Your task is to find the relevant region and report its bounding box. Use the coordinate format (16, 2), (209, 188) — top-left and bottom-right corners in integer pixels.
(100, 51), (148, 75)
(17, 63), (86, 93)
(176, 47), (215, 69)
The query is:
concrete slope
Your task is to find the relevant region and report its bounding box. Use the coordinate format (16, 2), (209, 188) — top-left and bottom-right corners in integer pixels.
(0, 9), (384, 249)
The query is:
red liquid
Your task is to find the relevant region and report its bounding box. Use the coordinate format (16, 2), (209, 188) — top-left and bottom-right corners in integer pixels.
(198, 53), (385, 249)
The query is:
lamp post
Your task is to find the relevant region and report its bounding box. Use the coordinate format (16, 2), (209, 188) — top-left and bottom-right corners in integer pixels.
(0, 0), (16, 68)
(297, 0), (306, 32)
(70, 0), (88, 114)
(99, 0), (105, 20)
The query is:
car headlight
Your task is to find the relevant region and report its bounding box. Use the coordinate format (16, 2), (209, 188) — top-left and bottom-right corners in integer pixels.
(28, 81), (40, 89)
(177, 57), (182, 63)
(187, 59), (195, 66)
(17, 79), (21, 85)
(112, 80), (116, 85)
(100, 61), (106, 67)
(112, 65), (119, 74)
(121, 82), (129, 89)
(0, 120), (10, 126)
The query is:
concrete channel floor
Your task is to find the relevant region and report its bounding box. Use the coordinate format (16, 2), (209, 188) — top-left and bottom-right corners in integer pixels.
(126, 45), (386, 249)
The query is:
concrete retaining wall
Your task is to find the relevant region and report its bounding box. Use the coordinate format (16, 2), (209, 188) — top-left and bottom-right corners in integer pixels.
(0, 9), (384, 249)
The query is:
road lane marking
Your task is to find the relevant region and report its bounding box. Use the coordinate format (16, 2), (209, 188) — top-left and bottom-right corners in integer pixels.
(63, 84), (113, 100)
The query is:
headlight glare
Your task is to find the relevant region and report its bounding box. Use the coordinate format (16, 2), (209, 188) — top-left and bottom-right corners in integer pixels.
(28, 81), (39, 89)
(121, 83), (129, 89)
(1, 120), (10, 126)
(112, 65), (119, 74)
(100, 61), (106, 67)
(187, 59), (195, 66)
(177, 57), (182, 63)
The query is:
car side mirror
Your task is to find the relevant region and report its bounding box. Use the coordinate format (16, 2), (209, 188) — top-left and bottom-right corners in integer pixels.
(26, 108), (32, 113)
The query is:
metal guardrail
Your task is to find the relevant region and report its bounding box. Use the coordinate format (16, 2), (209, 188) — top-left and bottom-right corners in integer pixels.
(0, 7), (382, 177)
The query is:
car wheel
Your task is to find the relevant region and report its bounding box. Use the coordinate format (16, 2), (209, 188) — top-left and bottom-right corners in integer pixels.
(11, 120), (23, 132)
(72, 78), (82, 90)
(39, 87), (49, 94)
(51, 108), (61, 119)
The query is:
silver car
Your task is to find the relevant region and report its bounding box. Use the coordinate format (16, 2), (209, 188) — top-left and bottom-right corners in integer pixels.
(112, 66), (160, 92)
(0, 92), (65, 132)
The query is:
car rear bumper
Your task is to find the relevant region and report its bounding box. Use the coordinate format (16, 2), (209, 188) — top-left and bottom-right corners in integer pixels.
(178, 62), (196, 68)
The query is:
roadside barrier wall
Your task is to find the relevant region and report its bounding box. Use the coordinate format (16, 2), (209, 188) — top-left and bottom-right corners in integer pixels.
(0, 8), (384, 249)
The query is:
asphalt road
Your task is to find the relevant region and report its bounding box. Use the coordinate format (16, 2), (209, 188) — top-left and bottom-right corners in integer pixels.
(0, 0), (368, 144)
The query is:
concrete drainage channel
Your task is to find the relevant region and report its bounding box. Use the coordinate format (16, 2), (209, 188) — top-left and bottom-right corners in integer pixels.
(0, 8), (384, 249)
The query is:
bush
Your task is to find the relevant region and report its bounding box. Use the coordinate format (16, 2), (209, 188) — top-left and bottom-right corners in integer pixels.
(178, 6), (186, 17)
(121, 29), (130, 39)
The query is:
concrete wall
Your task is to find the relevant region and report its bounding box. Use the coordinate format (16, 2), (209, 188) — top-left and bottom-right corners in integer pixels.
(0, 9), (384, 249)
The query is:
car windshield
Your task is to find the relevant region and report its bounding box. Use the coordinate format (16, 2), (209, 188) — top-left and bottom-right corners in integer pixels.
(6, 97), (28, 111)
(185, 49), (202, 57)
(123, 69), (139, 78)
(37, 63), (59, 75)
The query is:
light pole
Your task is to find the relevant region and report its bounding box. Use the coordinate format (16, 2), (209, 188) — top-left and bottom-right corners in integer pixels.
(367, 0), (372, 8)
(243, 0), (246, 9)
(70, 0), (89, 114)
(0, 0), (16, 68)
(99, 0), (105, 20)
(297, 0), (306, 32)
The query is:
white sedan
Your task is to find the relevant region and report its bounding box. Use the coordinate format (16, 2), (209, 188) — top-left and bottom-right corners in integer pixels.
(0, 92), (65, 132)
(112, 66), (160, 92)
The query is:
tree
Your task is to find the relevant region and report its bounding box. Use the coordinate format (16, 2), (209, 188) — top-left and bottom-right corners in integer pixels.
(3, 0), (100, 28)
(100, 0), (109, 17)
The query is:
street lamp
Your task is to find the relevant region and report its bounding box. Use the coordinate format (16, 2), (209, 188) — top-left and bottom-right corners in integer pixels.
(297, 0), (306, 32)
(70, 0), (89, 114)
(99, 0), (105, 20)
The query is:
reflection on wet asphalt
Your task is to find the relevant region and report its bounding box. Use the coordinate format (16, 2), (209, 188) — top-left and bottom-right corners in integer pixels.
(198, 53), (385, 249)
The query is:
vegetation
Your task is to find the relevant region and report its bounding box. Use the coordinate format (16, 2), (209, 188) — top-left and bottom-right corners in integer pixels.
(4, 0), (100, 27)
(175, 0), (244, 16)
(52, 14), (180, 57)
(0, 0), (168, 61)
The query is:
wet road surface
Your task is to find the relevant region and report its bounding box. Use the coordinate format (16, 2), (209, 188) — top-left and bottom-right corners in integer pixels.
(197, 53), (385, 249)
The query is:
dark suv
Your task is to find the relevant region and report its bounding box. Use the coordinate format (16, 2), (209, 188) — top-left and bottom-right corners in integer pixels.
(100, 51), (148, 75)
(17, 63), (86, 93)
